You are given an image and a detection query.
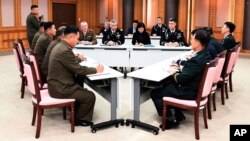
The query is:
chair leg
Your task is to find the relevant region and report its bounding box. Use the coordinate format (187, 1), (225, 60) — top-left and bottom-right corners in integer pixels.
(203, 107), (208, 129)
(194, 110), (200, 140)
(21, 76), (25, 98)
(220, 84), (225, 105)
(207, 95), (212, 119)
(36, 107), (42, 138)
(207, 94), (212, 119)
(212, 92), (216, 111)
(225, 83), (229, 99)
(32, 105), (37, 126)
(162, 104), (167, 131)
(70, 104), (75, 132)
(63, 107), (66, 120)
(229, 73), (233, 92)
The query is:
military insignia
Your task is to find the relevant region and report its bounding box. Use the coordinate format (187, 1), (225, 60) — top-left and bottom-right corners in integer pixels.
(177, 33), (181, 39)
(116, 32), (120, 39)
(107, 35), (110, 40)
(165, 33), (169, 40)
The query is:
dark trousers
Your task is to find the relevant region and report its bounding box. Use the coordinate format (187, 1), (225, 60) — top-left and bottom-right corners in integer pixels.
(67, 89), (96, 121)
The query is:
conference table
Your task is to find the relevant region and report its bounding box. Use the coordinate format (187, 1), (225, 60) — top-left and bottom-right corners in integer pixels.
(75, 44), (191, 68)
(79, 57), (124, 132)
(74, 44), (192, 134)
(96, 35), (161, 46)
(126, 51), (192, 134)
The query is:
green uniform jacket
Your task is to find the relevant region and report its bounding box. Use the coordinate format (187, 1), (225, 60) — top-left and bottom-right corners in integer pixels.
(47, 40), (97, 98)
(31, 31), (42, 51)
(26, 13), (40, 45)
(34, 33), (53, 66)
(79, 29), (97, 45)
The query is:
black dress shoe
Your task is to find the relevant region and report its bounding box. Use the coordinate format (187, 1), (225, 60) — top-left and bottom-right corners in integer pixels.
(75, 119), (93, 126)
(175, 110), (186, 122)
(160, 119), (180, 130)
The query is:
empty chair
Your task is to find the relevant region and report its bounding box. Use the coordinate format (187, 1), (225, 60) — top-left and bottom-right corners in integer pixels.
(12, 42), (26, 98)
(229, 42), (241, 92)
(218, 45), (239, 105)
(162, 59), (218, 140)
(22, 55), (75, 138)
(207, 51), (226, 119)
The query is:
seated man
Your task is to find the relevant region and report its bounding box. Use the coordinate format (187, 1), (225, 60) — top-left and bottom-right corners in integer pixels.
(41, 26), (66, 82)
(151, 29), (211, 129)
(99, 21), (110, 35)
(127, 20), (138, 36)
(102, 19), (125, 46)
(31, 22), (45, 51)
(160, 18), (188, 47)
(47, 25), (104, 126)
(203, 27), (223, 59)
(221, 21), (236, 50)
(79, 21), (97, 45)
(34, 22), (56, 66)
(151, 16), (167, 36)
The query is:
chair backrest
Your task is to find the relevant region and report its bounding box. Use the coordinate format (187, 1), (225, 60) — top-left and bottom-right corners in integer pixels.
(233, 42), (241, 67)
(12, 43), (24, 75)
(221, 46), (238, 78)
(23, 55), (41, 103)
(196, 58), (218, 105)
(29, 50), (43, 84)
(17, 39), (26, 57)
(213, 51), (226, 84)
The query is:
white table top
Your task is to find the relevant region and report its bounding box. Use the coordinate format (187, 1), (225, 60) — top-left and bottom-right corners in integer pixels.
(127, 51), (192, 82)
(80, 57), (123, 81)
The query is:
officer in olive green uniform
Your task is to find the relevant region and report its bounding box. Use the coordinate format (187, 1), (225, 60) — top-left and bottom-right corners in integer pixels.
(31, 22), (45, 51)
(48, 25), (104, 125)
(34, 22), (56, 67)
(26, 5), (42, 47)
(79, 21), (97, 45)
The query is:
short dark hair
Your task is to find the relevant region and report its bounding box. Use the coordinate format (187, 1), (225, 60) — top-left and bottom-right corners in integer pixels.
(31, 5), (38, 10)
(136, 22), (146, 32)
(191, 29), (210, 48)
(157, 17), (162, 20)
(64, 25), (79, 36)
(56, 26), (66, 37)
(203, 27), (213, 36)
(133, 20), (139, 24)
(39, 22), (45, 28)
(169, 18), (177, 23)
(44, 22), (54, 31)
(224, 22), (236, 33)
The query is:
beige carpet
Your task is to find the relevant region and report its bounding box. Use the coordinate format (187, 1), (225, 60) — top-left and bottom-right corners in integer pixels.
(0, 54), (250, 141)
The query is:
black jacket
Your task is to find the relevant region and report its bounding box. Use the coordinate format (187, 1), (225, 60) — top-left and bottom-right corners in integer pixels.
(151, 24), (167, 36)
(221, 34), (236, 50)
(102, 29), (125, 45)
(160, 28), (189, 46)
(132, 32), (151, 45)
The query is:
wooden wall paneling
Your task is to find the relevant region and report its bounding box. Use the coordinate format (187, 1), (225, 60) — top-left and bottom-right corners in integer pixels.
(118, 0), (123, 28)
(108, 0), (113, 20)
(233, 0), (244, 48)
(158, 0), (165, 24)
(134, 0), (143, 22)
(178, 0), (188, 40)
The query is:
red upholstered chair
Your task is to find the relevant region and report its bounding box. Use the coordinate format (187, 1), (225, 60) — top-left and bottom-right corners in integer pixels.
(207, 51), (226, 119)
(22, 55), (75, 138)
(17, 38), (26, 57)
(229, 42), (241, 92)
(162, 59), (218, 140)
(12, 43), (27, 98)
(218, 45), (239, 105)
(29, 50), (47, 88)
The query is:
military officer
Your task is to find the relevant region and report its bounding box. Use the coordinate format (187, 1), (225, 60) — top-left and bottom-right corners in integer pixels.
(221, 21), (236, 50)
(26, 5), (43, 47)
(160, 18), (189, 47)
(99, 21), (110, 35)
(151, 17), (167, 36)
(102, 19), (125, 45)
(31, 22), (45, 51)
(79, 21), (97, 45)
